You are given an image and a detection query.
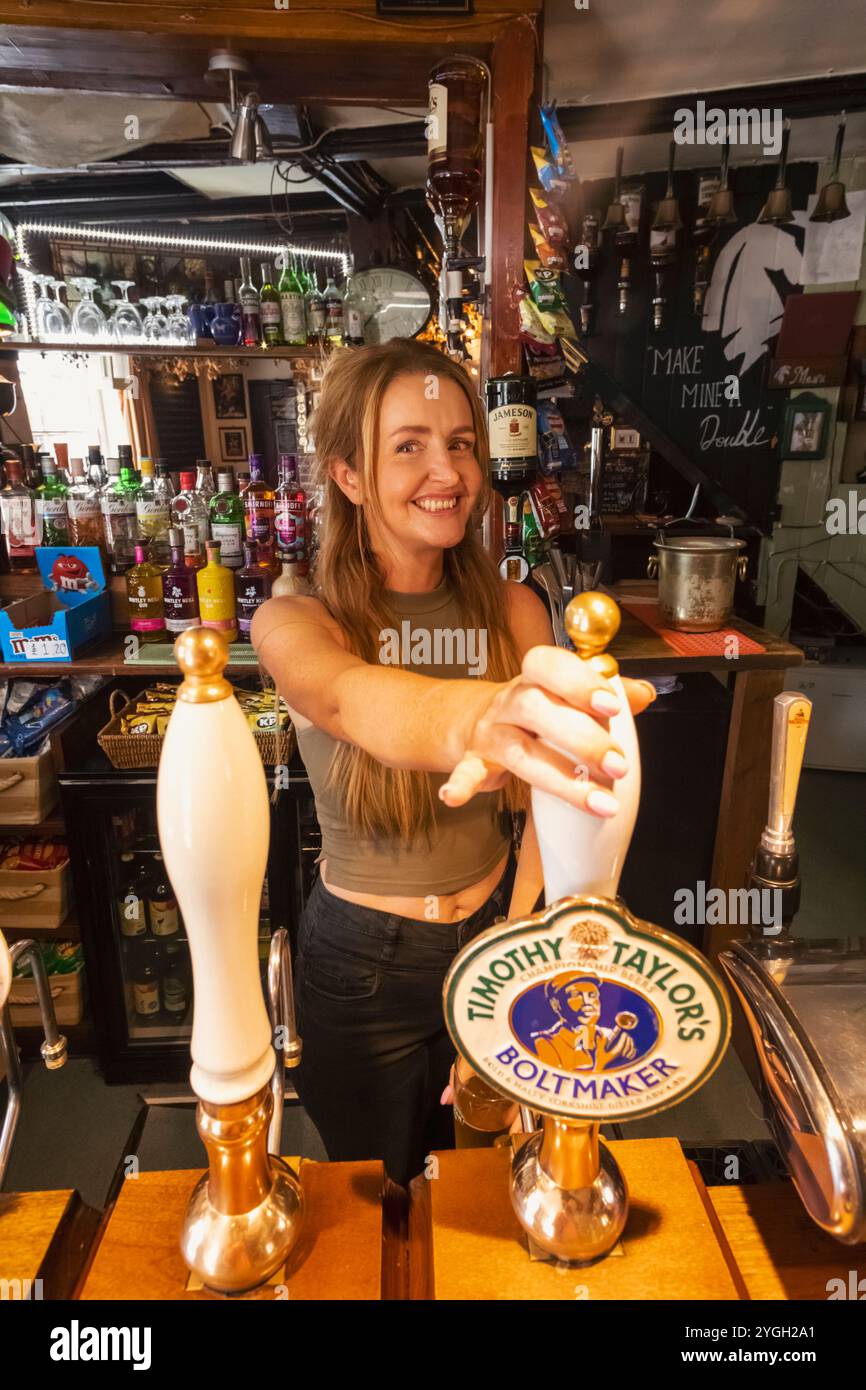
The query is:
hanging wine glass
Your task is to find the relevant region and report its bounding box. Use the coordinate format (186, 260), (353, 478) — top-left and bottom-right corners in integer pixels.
(109, 280), (143, 345)
(48, 280), (73, 339)
(69, 277), (108, 342)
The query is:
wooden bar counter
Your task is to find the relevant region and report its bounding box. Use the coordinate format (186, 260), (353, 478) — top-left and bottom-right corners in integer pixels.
(0, 1187), (100, 1299)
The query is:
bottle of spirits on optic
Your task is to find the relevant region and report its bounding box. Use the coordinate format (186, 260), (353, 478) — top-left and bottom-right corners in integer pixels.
(66, 457), (103, 548)
(235, 541), (272, 641)
(238, 256), (262, 348)
(0, 456), (38, 573)
(209, 469), (245, 570)
(259, 262), (283, 347)
(278, 251), (307, 346)
(304, 264), (327, 345)
(87, 444), (107, 486)
(197, 540), (238, 643)
(125, 541), (167, 644)
(323, 274), (345, 345)
(426, 56), (487, 261)
(135, 456), (170, 563)
(485, 374), (538, 489)
(244, 453), (276, 568)
(274, 452), (307, 563)
(171, 470), (209, 568)
(194, 459), (216, 504)
(342, 272), (365, 347)
(101, 452), (139, 573)
(36, 454), (70, 546)
(161, 527), (200, 635)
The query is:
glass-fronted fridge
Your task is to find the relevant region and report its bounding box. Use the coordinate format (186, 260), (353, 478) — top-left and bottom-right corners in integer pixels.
(55, 679), (315, 1084)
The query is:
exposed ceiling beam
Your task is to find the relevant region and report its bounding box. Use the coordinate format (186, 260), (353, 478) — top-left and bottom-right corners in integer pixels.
(557, 72), (866, 142)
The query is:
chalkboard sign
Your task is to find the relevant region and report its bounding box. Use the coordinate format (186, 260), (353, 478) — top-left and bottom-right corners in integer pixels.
(148, 373), (207, 472)
(567, 161), (818, 531)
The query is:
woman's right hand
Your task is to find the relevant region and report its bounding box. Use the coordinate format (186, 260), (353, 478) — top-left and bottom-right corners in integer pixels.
(439, 646), (655, 816)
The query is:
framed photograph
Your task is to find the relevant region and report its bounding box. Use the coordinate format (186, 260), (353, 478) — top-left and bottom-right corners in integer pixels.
(780, 393), (831, 460)
(220, 426), (248, 462)
(212, 373), (246, 420)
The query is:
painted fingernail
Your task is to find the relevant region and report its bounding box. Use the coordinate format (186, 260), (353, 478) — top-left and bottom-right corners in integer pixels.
(601, 749), (628, 780)
(590, 688), (621, 717)
(639, 680), (658, 702)
(586, 789), (620, 818)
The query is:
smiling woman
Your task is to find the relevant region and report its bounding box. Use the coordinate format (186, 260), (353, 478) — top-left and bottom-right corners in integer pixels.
(252, 338), (651, 1186)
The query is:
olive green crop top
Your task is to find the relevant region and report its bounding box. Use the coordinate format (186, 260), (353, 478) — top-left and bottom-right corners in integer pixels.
(265, 580), (509, 894)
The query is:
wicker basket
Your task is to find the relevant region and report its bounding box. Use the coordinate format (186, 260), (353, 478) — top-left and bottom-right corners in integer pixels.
(97, 690), (295, 770)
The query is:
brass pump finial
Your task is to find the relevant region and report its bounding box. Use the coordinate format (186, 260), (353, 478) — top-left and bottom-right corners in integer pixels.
(175, 627), (233, 704)
(565, 591), (620, 678)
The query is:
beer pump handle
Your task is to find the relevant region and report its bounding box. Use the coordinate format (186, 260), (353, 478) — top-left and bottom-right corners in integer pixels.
(157, 629), (274, 1107)
(761, 692), (812, 856)
(531, 592), (641, 904)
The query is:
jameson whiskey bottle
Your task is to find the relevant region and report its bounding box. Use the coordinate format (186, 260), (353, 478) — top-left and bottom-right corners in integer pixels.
(239, 257), (262, 348)
(209, 469), (245, 570)
(426, 56), (488, 260)
(485, 374), (538, 487)
(259, 262), (283, 347)
(278, 252), (307, 346)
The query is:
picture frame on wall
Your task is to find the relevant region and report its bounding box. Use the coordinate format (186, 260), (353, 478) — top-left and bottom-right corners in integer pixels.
(212, 373), (246, 420)
(220, 426), (248, 462)
(780, 393), (832, 460)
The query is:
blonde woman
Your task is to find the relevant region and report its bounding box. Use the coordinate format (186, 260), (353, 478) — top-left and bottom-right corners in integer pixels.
(253, 339), (653, 1186)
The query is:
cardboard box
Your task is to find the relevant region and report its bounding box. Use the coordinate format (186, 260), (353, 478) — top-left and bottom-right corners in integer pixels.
(0, 547), (111, 663)
(0, 742), (59, 824)
(9, 959), (84, 1027)
(0, 858), (72, 930)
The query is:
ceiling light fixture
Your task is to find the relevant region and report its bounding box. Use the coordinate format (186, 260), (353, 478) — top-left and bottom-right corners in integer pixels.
(206, 49), (274, 165)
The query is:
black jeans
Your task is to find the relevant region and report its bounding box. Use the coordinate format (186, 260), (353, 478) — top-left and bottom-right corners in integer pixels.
(293, 854), (517, 1189)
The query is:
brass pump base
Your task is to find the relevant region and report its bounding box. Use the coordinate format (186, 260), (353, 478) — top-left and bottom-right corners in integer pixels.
(510, 1118), (629, 1266)
(180, 1084), (304, 1295)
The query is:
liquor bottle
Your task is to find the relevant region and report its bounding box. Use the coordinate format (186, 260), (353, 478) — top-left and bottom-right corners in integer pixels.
(426, 56), (487, 260)
(197, 540), (238, 642)
(161, 527), (200, 635)
(304, 266), (327, 345)
(135, 456), (171, 563)
(54, 441), (70, 485)
(203, 270), (217, 307)
(36, 455), (70, 545)
(126, 541), (167, 644)
(259, 263), (283, 347)
(159, 939), (190, 1019)
(118, 853), (148, 938)
(243, 454), (276, 567)
(131, 939), (161, 1022)
(485, 374), (538, 488)
(171, 470), (209, 568)
(274, 452), (306, 562)
(0, 457), (38, 573)
(194, 460), (216, 504)
(239, 257), (262, 348)
(342, 272), (365, 347)
(87, 444), (107, 486)
(271, 556), (309, 597)
(278, 252), (307, 346)
(323, 274), (345, 344)
(236, 469), (251, 501)
(21, 443), (41, 492)
(235, 542), (272, 641)
(209, 469), (245, 570)
(101, 454), (139, 573)
(67, 457), (103, 548)
(147, 852), (179, 937)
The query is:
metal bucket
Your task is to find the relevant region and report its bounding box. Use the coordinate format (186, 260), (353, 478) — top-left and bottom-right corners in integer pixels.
(647, 534), (747, 631)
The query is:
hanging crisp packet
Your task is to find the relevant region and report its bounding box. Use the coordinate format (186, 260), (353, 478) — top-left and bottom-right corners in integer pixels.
(524, 259), (568, 314)
(540, 104), (577, 181)
(529, 224), (568, 270)
(518, 290), (556, 346)
(531, 146), (569, 198)
(538, 401), (577, 472)
(529, 188), (570, 246)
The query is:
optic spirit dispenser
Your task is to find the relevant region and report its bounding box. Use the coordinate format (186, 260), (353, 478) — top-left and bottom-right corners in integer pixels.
(157, 627), (303, 1293)
(443, 592), (731, 1265)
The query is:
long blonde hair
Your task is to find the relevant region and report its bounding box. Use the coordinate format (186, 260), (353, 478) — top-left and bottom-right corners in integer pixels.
(310, 339), (523, 841)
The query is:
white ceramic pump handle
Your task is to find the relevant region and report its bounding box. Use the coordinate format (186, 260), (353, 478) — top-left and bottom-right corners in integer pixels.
(156, 629), (274, 1108)
(531, 592), (641, 905)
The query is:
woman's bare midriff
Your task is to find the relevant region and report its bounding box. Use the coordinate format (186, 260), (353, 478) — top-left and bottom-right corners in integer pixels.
(319, 849), (509, 924)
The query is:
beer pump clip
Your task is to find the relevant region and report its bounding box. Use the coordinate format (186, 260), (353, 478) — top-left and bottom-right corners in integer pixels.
(157, 629), (303, 1294)
(444, 593), (731, 1265)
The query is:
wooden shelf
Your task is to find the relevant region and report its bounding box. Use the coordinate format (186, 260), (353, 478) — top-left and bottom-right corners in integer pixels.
(5, 341), (325, 362)
(0, 630), (260, 679)
(1, 910), (79, 942)
(0, 813), (66, 836)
